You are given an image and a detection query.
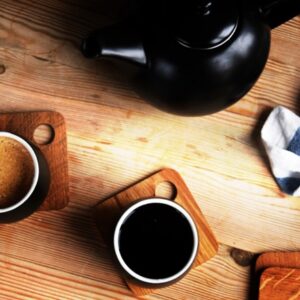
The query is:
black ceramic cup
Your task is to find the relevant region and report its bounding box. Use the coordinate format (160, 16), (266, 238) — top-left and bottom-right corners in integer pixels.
(113, 198), (199, 287)
(0, 132), (50, 223)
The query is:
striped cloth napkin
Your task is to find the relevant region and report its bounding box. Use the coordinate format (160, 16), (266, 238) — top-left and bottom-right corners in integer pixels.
(261, 106), (300, 196)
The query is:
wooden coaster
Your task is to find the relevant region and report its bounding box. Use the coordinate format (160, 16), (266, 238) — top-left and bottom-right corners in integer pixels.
(254, 252), (300, 300)
(256, 252), (300, 273)
(0, 111), (69, 211)
(94, 168), (218, 296)
(259, 267), (300, 300)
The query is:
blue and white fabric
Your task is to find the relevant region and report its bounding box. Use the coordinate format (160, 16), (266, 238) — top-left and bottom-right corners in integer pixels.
(261, 106), (300, 196)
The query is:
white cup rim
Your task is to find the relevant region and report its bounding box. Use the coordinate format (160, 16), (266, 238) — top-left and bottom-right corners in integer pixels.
(113, 198), (199, 284)
(0, 132), (39, 213)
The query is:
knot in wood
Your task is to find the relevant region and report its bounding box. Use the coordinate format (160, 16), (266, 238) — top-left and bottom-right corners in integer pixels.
(0, 65), (6, 75)
(230, 248), (255, 267)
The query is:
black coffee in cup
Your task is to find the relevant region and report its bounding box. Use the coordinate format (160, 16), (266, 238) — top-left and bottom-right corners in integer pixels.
(114, 199), (198, 285)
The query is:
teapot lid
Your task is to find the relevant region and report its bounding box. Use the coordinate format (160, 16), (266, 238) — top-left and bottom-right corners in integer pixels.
(171, 0), (239, 49)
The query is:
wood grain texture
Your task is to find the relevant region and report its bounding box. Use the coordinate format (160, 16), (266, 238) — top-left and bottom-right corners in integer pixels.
(0, 111), (69, 210)
(94, 168), (218, 296)
(256, 252), (300, 273)
(259, 267), (300, 300)
(0, 0), (299, 299)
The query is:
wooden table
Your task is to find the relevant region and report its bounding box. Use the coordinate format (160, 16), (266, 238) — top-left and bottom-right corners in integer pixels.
(0, 1), (299, 299)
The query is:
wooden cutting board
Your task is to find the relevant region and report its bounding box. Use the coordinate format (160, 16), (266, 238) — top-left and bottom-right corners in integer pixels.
(256, 252), (300, 273)
(0, 111), (69, 210)
(94, 168), (219, 296)
(259, 267), (300, 300)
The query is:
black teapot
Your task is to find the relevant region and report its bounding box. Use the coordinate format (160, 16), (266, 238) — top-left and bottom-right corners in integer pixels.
(82, 0), (299, 116)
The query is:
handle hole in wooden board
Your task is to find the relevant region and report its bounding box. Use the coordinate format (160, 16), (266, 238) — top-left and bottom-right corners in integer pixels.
(33, 124), (55, 145)
(155, 181), (177, 200)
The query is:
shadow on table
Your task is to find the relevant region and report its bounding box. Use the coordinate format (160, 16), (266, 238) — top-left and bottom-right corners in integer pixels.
(59, 205), (124, 283)
(247, 256), (261, 300)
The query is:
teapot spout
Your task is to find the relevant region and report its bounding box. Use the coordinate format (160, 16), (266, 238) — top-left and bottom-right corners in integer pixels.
(81, 21), (147, 66)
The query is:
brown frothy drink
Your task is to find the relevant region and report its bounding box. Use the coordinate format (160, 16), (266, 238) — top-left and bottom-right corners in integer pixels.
(0, 137), (35, 209)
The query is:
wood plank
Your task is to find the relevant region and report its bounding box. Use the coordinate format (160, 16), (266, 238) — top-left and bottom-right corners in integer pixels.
(0, 254), (135, 300)
(0, 201), (249, 299)
(0, 236), (249, 300)
(0, 79), (299, 252)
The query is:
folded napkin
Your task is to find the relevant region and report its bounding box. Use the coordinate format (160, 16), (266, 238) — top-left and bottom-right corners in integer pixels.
(261, 106), (300, 196)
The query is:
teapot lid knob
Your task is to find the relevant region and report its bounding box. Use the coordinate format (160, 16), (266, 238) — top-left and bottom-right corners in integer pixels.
(172, 0), (239, 49)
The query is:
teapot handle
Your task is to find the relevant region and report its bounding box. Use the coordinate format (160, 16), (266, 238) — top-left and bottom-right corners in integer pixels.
(258, 0), (300, 28)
